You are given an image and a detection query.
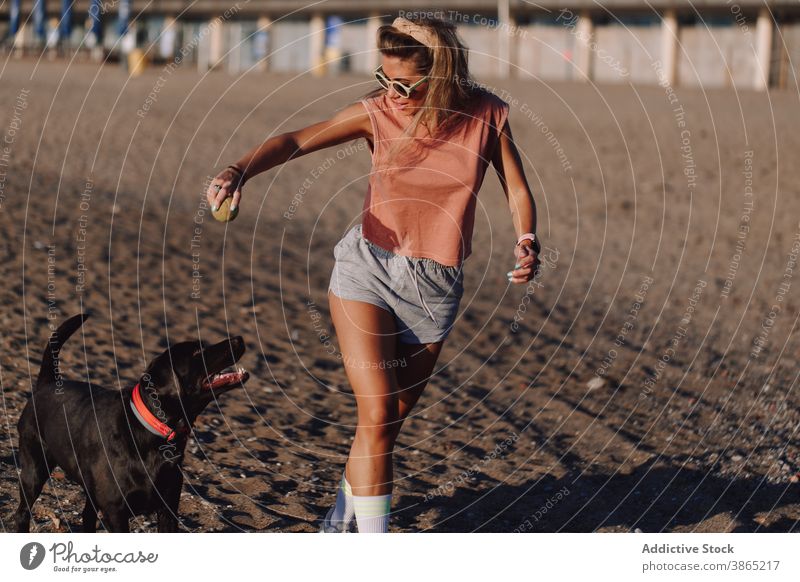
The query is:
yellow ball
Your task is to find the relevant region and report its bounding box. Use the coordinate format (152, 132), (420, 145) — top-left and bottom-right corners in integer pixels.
(211, 197), (239, 222)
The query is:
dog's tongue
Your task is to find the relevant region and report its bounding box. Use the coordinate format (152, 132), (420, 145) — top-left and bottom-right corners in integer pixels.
(203, 366), (247, 390)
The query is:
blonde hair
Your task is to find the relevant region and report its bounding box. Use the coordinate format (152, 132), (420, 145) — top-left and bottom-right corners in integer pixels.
(361, 15), (488, 167)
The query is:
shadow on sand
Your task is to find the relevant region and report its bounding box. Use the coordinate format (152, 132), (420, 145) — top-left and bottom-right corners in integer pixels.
(394, 458), (798, 532)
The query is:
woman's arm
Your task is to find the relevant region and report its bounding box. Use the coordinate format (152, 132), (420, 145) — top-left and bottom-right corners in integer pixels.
(207, 102), (372, 210)
(490, 119), (540, 283)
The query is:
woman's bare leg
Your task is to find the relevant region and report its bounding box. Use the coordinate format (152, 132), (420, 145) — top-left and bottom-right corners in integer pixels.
(328, 291), (399, 497)
(391, 339), (444, 442)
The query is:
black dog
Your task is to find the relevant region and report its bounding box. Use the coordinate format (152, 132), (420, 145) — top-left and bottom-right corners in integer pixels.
(14, 313), (249, 532)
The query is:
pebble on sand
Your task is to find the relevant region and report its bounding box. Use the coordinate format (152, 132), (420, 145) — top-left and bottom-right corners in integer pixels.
(587, 376), (606, 391)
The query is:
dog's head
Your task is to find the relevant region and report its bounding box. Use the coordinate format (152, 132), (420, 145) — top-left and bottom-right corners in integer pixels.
(139, 336), (249, 422)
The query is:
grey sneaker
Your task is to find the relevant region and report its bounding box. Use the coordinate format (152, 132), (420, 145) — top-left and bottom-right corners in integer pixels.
(319, 506), (353, 533)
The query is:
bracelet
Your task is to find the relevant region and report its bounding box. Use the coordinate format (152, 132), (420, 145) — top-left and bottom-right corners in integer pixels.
(226, 164), (245, 178)
(516, 233), (536, 246)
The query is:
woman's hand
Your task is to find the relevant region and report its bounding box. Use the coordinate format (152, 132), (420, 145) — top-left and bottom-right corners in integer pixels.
(507, 239), (541, 284)
(206, 165), (245, 212)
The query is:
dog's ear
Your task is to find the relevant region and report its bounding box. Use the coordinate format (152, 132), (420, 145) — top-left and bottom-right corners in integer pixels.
(142, 341), (204, 394)
(139, 356), (177, 398)
(191, 340), (211, 357)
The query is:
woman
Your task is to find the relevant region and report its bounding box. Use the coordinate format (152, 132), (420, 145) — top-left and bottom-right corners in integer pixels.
(206, 15), (540, 533)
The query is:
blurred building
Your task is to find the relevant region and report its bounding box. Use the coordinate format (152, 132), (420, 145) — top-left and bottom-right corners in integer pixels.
(1, 1), (799, 90)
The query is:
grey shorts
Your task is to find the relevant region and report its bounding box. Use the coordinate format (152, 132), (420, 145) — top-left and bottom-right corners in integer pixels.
(328, 224), (465, 344)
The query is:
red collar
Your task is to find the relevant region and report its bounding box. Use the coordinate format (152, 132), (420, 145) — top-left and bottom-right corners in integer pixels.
(129, 383), (188, 442)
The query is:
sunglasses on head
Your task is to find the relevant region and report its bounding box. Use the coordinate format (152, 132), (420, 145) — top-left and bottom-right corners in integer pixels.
(373, 66), (429, 98)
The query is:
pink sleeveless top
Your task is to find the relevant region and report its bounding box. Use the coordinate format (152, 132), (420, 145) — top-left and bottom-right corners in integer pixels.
(359, 90), (510, 267)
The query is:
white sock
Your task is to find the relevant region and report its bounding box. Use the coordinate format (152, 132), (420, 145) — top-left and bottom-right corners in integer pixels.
(353, 492), (392, 533)
(326, 470), (355, 531)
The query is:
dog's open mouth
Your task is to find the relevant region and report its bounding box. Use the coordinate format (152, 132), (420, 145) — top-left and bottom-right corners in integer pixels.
(202, 366), (249, 390)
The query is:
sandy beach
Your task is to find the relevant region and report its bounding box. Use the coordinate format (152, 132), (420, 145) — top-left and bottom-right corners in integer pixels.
(0, 58), (798, 532)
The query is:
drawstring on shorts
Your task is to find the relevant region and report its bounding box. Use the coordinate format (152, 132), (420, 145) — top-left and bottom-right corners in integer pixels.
(404, 257), (439, 327)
